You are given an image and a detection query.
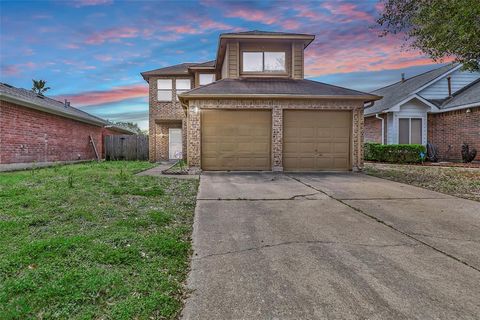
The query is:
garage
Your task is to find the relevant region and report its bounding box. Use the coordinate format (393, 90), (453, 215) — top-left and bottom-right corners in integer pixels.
(283, 110), (351, 171)
(201, 110), (271, 170)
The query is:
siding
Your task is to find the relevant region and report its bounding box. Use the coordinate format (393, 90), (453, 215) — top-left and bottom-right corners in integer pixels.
(419, 69), (480, 99)
(292, 41), (304, 79)
(227, 41), (239, 78)
(388, 99), (429, 145)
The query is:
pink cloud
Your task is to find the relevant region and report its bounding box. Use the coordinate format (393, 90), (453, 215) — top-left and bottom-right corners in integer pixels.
(281, 19), (301, 30)
(64, 43), (80, 49)
(85, 27), (139, 44)
(226, 8), (278, 24)
(74, 0), (113, 7)
(322, 2), (373, 23)
(55, 84), (148, 106)
(94, 54), (113, 62)
(1, 65), (20, 76)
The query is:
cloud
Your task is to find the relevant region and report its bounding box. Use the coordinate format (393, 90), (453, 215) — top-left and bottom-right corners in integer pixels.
(1, 65), (19, 76)
(225, 8), (278, 24)
(85, 27), (139, 44)
(73, 0), (113, 7)
(55, 84), (148, 106)
(322, 2), (374, 22)
(94, 54), (113, 62)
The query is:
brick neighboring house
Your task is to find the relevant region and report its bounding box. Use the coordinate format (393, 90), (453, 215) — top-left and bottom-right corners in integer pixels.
(0, 83), (133, 169)
(364, 64), (480, 161)
(141, 30), (380, 171)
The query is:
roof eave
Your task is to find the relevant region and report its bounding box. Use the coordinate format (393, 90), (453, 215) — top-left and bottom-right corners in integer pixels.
(179, 93), (381, 101)
(0, 93), (106, 127)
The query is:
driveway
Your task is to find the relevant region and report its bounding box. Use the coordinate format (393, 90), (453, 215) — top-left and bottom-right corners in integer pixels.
(182, 172), (480, 320)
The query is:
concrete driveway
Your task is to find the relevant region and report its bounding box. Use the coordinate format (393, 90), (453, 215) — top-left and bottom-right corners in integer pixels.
(181, 172), (480, 320)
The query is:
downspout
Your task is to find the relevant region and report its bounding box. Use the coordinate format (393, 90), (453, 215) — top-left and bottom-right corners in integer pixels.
(375, 114), (384, 144)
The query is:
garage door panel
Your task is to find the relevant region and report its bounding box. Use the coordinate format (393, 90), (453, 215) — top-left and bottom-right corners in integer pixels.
(201, 110), (271, 170)
(284, 110), (351, 171)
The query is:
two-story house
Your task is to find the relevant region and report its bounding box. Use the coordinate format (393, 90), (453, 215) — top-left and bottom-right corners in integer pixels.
(364, 63), (480, 161)
(141, 31), (380, 171)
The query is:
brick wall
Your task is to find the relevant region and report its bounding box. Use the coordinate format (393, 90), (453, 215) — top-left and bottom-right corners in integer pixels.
(186, 98), (364, 171)
(0, 100), (103, 164)
(427, 107), (480, 161)
(364, 115), (384, 143)
(148, 76), (191, 162)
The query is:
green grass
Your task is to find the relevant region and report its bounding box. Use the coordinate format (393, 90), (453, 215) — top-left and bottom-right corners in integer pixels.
(0, 161), (199, 319)
(364, 163), (480, 201)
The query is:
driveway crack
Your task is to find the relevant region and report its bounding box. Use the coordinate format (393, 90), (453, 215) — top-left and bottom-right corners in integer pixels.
(194, 240), (420, 260)
(286, 174), (480, 273)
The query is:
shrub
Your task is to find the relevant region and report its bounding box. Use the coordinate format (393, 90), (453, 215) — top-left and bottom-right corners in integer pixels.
(364, 143), (426, 163)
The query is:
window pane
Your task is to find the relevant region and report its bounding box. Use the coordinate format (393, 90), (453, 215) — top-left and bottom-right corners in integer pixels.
(399, 119), (410, 144)
(411, 119), (422, 144)
(176, 90), (188, 101)
(199, 73), (215, 85)
(264, 52), (286, 72)
(176, 79), (191, 90)
(243, 52), (263, 72)
(157, 90), (172, 101)
(157, 79), (172, 90)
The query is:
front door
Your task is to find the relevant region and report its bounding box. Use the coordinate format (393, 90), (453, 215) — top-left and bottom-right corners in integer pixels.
(169, 128), (182, 160)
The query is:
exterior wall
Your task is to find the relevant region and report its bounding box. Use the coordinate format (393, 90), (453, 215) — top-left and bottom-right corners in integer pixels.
(226, 41), (239, 78)
(148, 76), (190, 162)
(186, 99), (364, 171)
(239, 40), (292, 78)
(292, 41), (304, 79)
(419, 69), (480, 99)
(427, 107), (480, 161)
(364, 115), (386, 143)
(394, 100), (429, 145)
(0, 100), (103, 164)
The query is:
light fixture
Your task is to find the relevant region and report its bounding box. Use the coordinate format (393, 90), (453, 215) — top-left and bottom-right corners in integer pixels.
(466, 108), (471, 113)
(191, 106), (199, 114)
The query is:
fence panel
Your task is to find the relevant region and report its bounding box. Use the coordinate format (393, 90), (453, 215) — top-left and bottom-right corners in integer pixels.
(105, 135), (149, 161)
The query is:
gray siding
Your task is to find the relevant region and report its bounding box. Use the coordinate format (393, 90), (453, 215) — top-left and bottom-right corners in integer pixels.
(419, 69), (480, 99)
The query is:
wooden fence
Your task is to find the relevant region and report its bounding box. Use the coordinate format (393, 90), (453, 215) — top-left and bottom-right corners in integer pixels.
(105, 135), (149, 161)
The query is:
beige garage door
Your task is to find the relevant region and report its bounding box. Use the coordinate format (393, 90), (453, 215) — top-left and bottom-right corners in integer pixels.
(283, 110), (351, 171)
(201, 110), (271, 170)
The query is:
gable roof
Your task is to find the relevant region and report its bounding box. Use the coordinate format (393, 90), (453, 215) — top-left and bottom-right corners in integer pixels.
(141, 61), (215, 80)
(179, 78), (380, 101)
(0, 83), (106, 126)
(365, 63), (460, 115)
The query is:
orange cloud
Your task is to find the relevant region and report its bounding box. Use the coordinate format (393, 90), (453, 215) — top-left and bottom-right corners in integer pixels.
(55, 84), (148, 106)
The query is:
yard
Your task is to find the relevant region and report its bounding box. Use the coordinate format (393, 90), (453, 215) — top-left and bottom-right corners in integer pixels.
(0, 161), (199, 319)
(364, 162), (480, 201)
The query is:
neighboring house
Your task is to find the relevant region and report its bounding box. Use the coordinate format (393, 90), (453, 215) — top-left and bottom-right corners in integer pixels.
(364, 64), (480, 160)
(0, 83), (133, 169)
(141, 30), (380, 171)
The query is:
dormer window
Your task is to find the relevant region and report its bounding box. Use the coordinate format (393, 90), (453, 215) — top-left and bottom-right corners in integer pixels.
(242, 52), (286, 73)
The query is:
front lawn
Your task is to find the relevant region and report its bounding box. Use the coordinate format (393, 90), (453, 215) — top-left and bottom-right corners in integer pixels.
(0, 161), (198, 319)
(364, 162), (480, 201)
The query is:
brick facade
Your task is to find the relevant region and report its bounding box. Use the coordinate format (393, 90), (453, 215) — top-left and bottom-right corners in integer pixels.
(0, 100), (103, 164)
(364, 115), (384, 143)
(148, 76), (191, 162)
(427, 107), (480, 161)
(186, 98), (364, 171)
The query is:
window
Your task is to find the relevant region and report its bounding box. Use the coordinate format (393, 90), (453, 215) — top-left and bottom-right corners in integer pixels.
(157, 79), (172, 101)
(242, 52), (286, 73)
(199, 73), (215, 85)
(399, 118), (422, 144)
(175, 79), (191, 101)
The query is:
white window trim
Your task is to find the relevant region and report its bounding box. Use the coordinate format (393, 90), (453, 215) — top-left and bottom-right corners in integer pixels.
(175, 78), (191, 101)
(242, 51), (286, 73)
(199, 73), (216, 86)
(157, 79), (173, 102)
(398, 117), (423, 144)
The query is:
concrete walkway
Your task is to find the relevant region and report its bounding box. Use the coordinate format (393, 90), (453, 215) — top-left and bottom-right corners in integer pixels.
(136, 162), (199, 179)
(182, 172), (480, 320)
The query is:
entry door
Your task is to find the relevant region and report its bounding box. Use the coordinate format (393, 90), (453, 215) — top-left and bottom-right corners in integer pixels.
(169, 128), (182, 159)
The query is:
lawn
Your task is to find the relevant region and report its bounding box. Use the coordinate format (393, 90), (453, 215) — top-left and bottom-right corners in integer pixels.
(364, 162), (480, 201)
(0, 161), (199, 319)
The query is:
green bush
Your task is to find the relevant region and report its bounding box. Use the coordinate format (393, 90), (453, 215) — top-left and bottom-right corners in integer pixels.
(364, 143), (426, 163)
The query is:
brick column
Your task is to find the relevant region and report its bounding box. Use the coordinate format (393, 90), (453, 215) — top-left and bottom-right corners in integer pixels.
(187, 104), (201, 169)
(272, 106), (283, 171)
(352, 107), (364, 171)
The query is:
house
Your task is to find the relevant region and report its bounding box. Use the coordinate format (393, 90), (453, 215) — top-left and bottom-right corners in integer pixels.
(0, 83), (133, 170)
(364, 64), (480, 161)
(141, 30), (380, 171)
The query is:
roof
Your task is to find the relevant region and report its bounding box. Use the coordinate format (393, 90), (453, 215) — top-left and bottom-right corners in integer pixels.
(141, 62), (199, 80)
(0, 83), (106, 126)
(179, 78), (380, 101)
(440, 79), (480, 109)
(188, 60), (215, 69)
(220, 30), (315, 38)
(365, 63), (460, 115)
(105, 124), (137, 134)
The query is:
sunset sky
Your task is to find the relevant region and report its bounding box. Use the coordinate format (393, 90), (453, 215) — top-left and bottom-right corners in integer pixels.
(0, 0), (447, 129)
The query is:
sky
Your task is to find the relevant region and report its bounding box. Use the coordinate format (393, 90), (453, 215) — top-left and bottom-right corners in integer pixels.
(0, 0), (448, 130)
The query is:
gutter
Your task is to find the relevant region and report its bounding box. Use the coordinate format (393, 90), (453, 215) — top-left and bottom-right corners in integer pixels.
(375, 114), (385, 144)
(179, 93), (382, 101)
(0, 93), (106, 127)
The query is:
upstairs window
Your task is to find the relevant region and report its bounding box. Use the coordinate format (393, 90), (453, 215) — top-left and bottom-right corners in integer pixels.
(176, 79), (191, 101)
(242, 51), (286, 73)
(199, 73), (215, 85)
(157, 79), (172, 101)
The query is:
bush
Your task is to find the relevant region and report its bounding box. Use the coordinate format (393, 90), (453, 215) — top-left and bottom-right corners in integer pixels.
(364, 143), (426, 163)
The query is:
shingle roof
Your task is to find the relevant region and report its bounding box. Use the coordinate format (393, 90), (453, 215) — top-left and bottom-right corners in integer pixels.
(221, 30), (314, 37)
(365, 63), (459, 115)
(141, 61), (215, 80)
(440, 79), (480, 109)
(0, 83), (106, 126)
(179, 78), (380, 100)
(188, 60), (215, 68)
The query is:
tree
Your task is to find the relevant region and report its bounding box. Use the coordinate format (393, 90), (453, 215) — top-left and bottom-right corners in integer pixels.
(113, 121), (144, 134)
(31, 79), (51, 95)
(377, 0), (480, 70)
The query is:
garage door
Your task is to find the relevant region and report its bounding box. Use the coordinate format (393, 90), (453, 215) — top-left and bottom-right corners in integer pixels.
(201, 110), (271, 170)
(283, 110), (351, 171)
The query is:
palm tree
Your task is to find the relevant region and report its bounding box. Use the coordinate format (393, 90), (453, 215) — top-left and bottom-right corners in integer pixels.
(31, 79), (51, 96)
